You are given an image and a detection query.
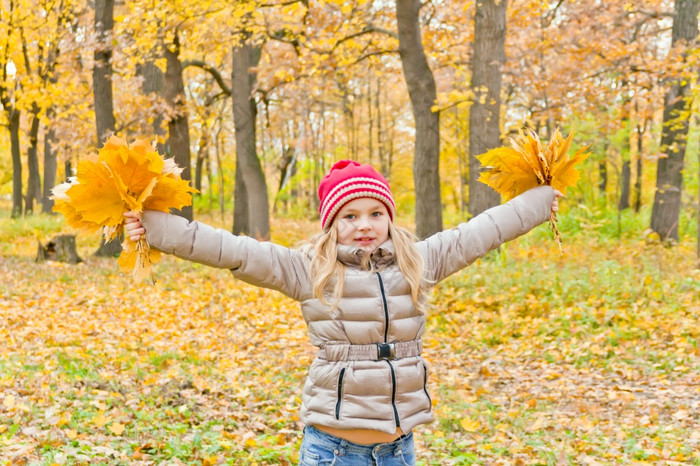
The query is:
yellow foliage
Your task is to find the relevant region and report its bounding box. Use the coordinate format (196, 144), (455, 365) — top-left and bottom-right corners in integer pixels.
(51, 136), (196, 282)
(477, 128), (588, 201)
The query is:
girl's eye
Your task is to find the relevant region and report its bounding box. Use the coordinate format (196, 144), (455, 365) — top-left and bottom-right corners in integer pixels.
(371, 211), (382, 217)
(343, 214), (355, 220)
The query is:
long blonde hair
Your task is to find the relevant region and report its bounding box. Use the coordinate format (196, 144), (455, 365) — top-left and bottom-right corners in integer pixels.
(308, 219), (427, 311)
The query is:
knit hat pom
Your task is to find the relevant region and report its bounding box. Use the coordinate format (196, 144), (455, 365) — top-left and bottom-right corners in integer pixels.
(318, 159), (395, 229)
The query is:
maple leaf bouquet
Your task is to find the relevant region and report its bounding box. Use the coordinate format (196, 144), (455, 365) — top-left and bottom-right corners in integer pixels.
(476, 128), (588, 253)
(51, 136), (197, 282)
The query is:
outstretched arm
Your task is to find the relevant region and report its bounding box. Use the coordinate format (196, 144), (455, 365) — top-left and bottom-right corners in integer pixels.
(124, 211), (310, 300)
(418, 185), (560, 285)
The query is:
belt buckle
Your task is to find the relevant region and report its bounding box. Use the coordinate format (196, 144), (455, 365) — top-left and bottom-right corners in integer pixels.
(377, 342), (395, 360)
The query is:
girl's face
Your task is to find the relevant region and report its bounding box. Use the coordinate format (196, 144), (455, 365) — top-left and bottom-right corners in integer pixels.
(335, 197), (390, 253)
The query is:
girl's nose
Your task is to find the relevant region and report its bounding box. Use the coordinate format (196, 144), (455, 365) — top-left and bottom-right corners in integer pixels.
(357, 216), (371, 230)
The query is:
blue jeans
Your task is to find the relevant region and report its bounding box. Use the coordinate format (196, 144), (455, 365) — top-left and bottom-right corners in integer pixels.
(299, 425), (416, 466)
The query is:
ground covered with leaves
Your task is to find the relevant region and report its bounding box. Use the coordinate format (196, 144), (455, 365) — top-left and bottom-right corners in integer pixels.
(1, 207), (699, 465)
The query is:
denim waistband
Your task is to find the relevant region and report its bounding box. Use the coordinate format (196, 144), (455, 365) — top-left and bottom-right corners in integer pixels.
(304, 425), (413, 455)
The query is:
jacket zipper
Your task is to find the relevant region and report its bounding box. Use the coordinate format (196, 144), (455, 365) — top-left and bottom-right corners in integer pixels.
(377, 272), (399, 428)
(423, 363), (432, 411)
(385, 360), (400, 426)
(376, 272), (389, 342)
(335, 368), (346, 420)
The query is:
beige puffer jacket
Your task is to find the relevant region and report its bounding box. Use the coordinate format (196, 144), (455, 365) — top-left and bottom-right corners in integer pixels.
(142, 185), (555, 434)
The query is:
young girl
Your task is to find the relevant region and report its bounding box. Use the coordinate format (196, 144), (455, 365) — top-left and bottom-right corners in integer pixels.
(124, 160), (560, 465)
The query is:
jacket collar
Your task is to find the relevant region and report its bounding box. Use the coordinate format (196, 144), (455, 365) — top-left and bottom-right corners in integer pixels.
(337, 240), (395, 268)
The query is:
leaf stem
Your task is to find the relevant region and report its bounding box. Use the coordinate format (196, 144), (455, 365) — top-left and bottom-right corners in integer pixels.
(550, 212), (563, 256)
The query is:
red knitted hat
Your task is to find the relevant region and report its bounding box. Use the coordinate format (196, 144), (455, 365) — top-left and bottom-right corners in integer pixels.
(318, 160), (395, 229)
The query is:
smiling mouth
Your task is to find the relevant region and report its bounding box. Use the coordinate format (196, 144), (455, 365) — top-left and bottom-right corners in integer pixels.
(355, 237), (375, 243)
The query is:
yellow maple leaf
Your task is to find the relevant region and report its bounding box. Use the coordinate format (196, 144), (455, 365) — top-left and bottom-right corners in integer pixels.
(143, 174), (197, 212)
(93, 412), (108, 428)
(477, 128), (589, 252)
(460, 417), (480, 432)
(63, 157), (126, 228)
(108, 422), (125, 435)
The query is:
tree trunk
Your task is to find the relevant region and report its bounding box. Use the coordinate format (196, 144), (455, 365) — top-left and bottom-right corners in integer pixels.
(618, 160), (631, 210)
(618, 93), (632, 211)
(194, 133), (208, 194)
(599, 160), (607, 196)
(634, 117), (647, 212)
(9, 109), (22, 218)
(231, 42), (270, 240)
(42, 123), (57, 213)
(25, 108), (42, 215)
(468, 0), (506, 217)
(650, 0), (699, 241)
(138, 54), (167, 153)
(376, 77), (390, 178)
(163, 32), (193, 221)
(93, 0), (120, 257)
(93, 0), (116, 145)
(396, 0), (442, 239)
(454, 107), (467, 216)
(273, 145), (295, 214)
(233, 159), (249, 234)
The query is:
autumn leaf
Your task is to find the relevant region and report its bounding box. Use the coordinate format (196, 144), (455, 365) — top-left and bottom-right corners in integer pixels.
(108, 422), (126, 435)
(477, 128), (588, 252)
(93, 412), (108, 428)
(460, 417), (480, 432)
(51, 136), (197, 282)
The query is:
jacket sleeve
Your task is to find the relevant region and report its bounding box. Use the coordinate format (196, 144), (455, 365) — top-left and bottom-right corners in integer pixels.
(141, 210), (310, 301)
(417, 185), (555, 285)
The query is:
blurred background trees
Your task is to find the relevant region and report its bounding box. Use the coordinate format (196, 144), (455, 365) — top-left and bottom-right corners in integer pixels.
(1, 0), (698, 253)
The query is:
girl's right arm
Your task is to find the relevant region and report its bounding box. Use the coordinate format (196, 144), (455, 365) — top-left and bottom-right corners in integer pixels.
(124, 210), (309, 300)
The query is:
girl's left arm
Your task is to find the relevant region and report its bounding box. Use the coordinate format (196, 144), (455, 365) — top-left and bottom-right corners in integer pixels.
(418, 185), (558, 285)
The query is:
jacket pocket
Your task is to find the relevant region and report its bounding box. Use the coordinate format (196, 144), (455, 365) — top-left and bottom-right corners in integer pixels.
(335, 368), (346, 420)
(422, 363), (432, 412)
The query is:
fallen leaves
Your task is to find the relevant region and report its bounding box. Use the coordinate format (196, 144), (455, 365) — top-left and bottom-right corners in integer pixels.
(1, 214), (698, 464)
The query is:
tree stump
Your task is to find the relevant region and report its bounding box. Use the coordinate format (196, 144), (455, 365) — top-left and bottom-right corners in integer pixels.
(36, 235), (83, 264)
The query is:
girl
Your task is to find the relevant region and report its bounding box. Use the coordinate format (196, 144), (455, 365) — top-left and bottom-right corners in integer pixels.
(124, 160), (560, 465)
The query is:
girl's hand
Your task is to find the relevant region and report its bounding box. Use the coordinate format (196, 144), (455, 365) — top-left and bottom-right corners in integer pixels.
(551, 190), (563, 214)
(124, 211), (145, 242)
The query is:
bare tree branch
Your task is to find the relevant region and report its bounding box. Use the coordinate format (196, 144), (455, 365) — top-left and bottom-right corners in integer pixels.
(182, 60), (232, 96)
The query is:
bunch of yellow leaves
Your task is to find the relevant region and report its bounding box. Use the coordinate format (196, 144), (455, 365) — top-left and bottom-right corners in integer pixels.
(476, 128), (588, 252)
(52, 136), (197, 282)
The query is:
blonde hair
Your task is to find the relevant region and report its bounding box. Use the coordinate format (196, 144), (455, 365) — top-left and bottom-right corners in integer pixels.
(308, 219), (427, 312)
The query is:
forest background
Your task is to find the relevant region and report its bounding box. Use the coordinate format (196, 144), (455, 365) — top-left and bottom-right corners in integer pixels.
(1, 0), (699, 464)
